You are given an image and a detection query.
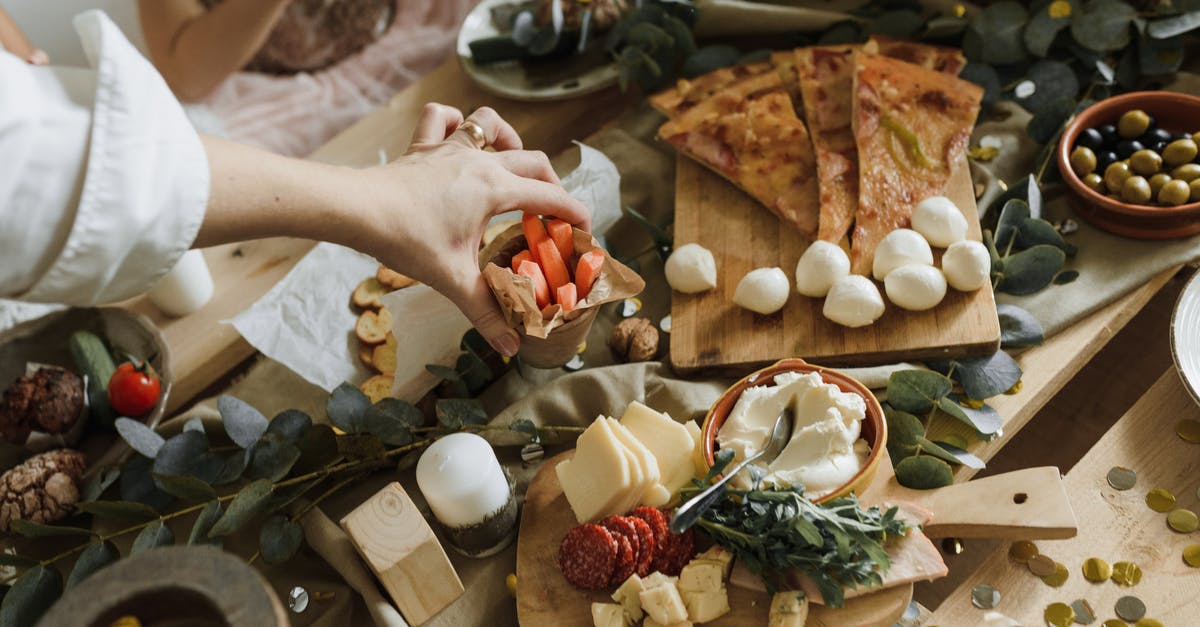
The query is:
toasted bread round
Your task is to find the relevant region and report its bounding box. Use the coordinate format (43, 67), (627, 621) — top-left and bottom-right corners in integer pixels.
(373, 334), (398, 376)
(352, 277), (388, 309)
(358, 343), (375, 368)
(359, 374), (394, 404)
(376, 265), (417, 291)
(355, 308), (393, 345)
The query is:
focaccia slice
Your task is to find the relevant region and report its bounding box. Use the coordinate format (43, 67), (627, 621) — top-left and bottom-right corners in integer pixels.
(795, 44), (861, 244)
(863, 34), (966, 75)
(648, 61), (773, 116)
(850, 52), (982, 275)
(658, 71), (820, 237)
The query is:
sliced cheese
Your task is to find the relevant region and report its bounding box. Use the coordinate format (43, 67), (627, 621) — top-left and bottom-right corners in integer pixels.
(678, 560), (724, 593)
(639, 580), (689, 625)
(611, 573), (645, 623)
(605, 418), (662, 512)
(557, 417), (633, 523)
(682, 587), (730, 623)
(684, 420), (707, 477)
(591, 602), (627, 627)
(607, 419), (648, 515)
(768, 591), (808, 627)
(620, 402), (698, 499)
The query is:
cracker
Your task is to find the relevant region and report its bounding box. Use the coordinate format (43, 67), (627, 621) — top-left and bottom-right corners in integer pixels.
(359, 374), (394, 404)
(373, 333), (398, 375)
(376, 265), (417, 291)
(358, 343), (375, 368)
(355, 308), (392, 345)
(351, 277), (388, 309)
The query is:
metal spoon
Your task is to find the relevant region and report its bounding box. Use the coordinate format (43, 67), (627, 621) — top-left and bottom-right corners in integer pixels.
(669, 408), (793, 534)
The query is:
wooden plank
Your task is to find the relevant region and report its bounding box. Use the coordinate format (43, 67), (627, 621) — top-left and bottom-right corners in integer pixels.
(926, 369), (1200, 625)
(670, 156), (1000, 372)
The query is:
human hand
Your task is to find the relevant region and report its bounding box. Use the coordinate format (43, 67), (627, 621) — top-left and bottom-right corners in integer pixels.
(352, 103), (591, 357)
(26, 49), (47, 65)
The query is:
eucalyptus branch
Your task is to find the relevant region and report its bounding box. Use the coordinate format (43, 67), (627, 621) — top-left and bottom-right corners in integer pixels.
(248, 469), (371, 565)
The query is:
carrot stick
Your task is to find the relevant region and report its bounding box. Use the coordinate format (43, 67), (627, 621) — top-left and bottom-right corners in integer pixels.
(546, 219), (574, 268)
(535, 238), (570, 293)
(517, 260), (551, 308)
(556, 283), (578, 312)
(522, 213), (549, 263)
(510, 250), (532, 273)
(575, 249), (604, 299)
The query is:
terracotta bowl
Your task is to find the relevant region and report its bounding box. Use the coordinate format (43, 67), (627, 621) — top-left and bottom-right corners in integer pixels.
(699, 358), (886, 503)
(1057, 91), (1200, 239)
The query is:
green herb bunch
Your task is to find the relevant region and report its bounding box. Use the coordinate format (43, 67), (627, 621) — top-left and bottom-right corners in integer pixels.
(682, 449), (909, 608)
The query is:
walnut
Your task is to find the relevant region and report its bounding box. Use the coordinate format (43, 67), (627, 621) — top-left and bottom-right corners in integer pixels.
(0, 449), (87, 532)
(0, 369), (84, 445)
(536, 0), (629, 32)
(609, 317), (660, 362)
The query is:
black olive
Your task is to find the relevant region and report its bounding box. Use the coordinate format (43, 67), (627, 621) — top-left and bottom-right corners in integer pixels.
(1151, 140), (1169, 153)
(1176, 133), (1193, 142)
(1099, 124), (1119, 146)
(1096, 150), (1120, 172)
(1077, 128), (1104, 151)
(1140, 127), (1172, 145)
(1116, 139), (1144, 159)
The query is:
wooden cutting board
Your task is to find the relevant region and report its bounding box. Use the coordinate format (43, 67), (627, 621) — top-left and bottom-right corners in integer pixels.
(670, 156), (1001, 373)
(514, 450), (1077, 626)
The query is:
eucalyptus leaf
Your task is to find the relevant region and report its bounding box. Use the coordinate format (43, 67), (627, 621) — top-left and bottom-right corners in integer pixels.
(9, 519), (92, 538)
(1095, 58), (1115, 83)
(0, 554), (37, 569)
(1146, 11), (1200, 39)
(119, 455), (172, 511)
(247, 432), (302, 482)
(1054, 270), (1081, 285)
(960, 63), (1002, 107)
(940, 350), (1023, 400)
(65, 541), (119, 590)
(326, 383), (371, 434)
(913, 436), (966, 467)
(997, 304), (1045, 348)
(294, 424), (339, 475)
(0, 565), (61, 627)
(998, 244), (1067, 295)
(151, 431), (209, 479)
(186, 452), (226, 486)
(183, 417), (205, 434)
(922, 15), (968, 39)
(928, 440), (987, 469)
(969, 2), (1029, 65)
(80, 467), (120, 502)
(1071, 0), (1135, 52)
(893, 455), (954, 489)
(817, 21), (863, 46)
(338, 433), (387, 461)
(1115, 46), (1140, 88)
(208, 479), (273, 538)
(937, 397), (1004, 436)
(1024, 0), (1075, 57)
(886, 370), (952, 415)
(218, 395), (269, 448)
(1017, 217), (1077, 255)
(131, 520), (174, 555)
(883, 406), (924, 460)
(1137, 33), (1184, 75)
(264, 477), (323, 515)
(868, 9), (923, 38)
(425, 364), (462, 382)
(363, 398), (423, 446)
(1016, 60), (1079, 114)
(1026, 96), (1077, 144)
(436, 398), (488, 429)
(260, 515), (304, 565)
(680, 44), (739, 78)
(114, 418), (164, 459)
(509, 418), (540, 440)
(994, 199), (1032, 251)
(151, 473), (217, 502)
(267, 410), (312, 444)
(214, 448), (252, 486)
(76, 500), (160, 523)
(188, 501), (223, 546)
(455, 352), (493, 394)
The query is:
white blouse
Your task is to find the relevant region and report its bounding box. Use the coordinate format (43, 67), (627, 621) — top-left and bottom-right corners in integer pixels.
(0, 10), (208, 306)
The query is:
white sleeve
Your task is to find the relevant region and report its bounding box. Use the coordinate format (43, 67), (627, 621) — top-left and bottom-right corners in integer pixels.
(0, 10), (209, 305)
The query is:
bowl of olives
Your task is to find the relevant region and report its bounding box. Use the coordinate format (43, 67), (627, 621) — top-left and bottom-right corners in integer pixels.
(1057, 91), (1200, 239)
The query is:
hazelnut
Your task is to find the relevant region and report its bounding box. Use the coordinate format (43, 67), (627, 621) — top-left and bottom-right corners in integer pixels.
(609, 318), (659, 362)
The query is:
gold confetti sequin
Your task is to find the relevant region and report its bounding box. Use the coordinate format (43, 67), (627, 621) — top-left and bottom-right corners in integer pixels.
(505, 573), (517, 596)
(110, 618), (142, 627)
(1028, 553), (1057, 577)
(1176, 418), (1200, 442)
(1106, 466), (1137, 490)
(1045, 602), (1076, 626)
(1167, 508), (1199, 533)
(1009, 540), (1039, 563)
(1115, 596), (1146, 622)
(941, 537), (965, 555)
(1083, 557), (1112, 582)
(1042, 561), (1069, 587)
(1111, 561), (1142, 587)
(1071, 599), (1096, 624)
(1184, 544), (1200, 568)
(971, 584), (1000, 609)
(1145, 488), (1176, 513)
(1102, 621), (1129, 627)
(1048, 0), (1072, 18)
(1133, 619), (1163, 627)
(969, 145), (1000, 162)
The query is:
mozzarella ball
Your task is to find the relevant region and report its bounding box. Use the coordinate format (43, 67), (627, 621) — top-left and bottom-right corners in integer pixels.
(665, 243), (718, 294)
(884, 264), (947, 311)
(733, 267), (790, 315)
(911, 196), (968, 247)
(872, 229), (934, 281)
(823, 275), (885, 327)
(942, 240), (992, 292)
(795, 241), (850, 297)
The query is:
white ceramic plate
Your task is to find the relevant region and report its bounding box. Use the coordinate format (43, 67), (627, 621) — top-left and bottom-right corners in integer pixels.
(1171, 269), (1200, 406)
(456, 0), (619, 102)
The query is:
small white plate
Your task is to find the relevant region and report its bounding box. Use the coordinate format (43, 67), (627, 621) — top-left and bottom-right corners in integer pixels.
(1171, 269), (1200, 406)
(456, 0), (619, 102)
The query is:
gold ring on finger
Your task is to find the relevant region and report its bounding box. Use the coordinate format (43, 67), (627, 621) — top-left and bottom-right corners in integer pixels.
(458, 120), (487, 149)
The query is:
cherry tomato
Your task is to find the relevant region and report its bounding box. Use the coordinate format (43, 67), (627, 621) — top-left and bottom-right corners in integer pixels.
(108, 361), (161, 416)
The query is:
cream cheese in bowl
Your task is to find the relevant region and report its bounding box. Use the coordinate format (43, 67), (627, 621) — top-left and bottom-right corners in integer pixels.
(716, 371), (869, 497)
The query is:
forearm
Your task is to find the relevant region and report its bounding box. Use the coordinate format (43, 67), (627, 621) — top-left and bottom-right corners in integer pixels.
(0, 8), (35, 59)
(139, 0), (291, 101)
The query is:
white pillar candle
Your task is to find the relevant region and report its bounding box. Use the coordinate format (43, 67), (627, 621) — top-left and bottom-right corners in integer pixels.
(147, 249), (214, 317)
(416, 433), (511, 529)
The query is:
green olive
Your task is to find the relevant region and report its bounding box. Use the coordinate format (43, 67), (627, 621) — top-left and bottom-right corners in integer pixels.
(1121, 175), (1152, 204)
(1163, 139), (1199, 166)
(1193, 131), (1200, 145)
(1129, 149), (1162, 175)
(1118, 109), (1151, 139)
(1083, 173), (1105, 193)
(1191, 178), (1200, 202)
(1069, 146), (1097, 177)
(1149, 172), (1172, 197)
(1158, 179), (1191, 206)
(1171, 163), (1200, 182)
(1105, 161), (1133, 193)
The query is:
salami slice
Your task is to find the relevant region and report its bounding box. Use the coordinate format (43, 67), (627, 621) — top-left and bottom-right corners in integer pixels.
(658, 527), (696, 576)
(609, 532), (637, 586)
(599, 516), (640, 555)
(625, 516), (656, 577)
(628, 506), (669, 557)
(557, 524), (617, 590)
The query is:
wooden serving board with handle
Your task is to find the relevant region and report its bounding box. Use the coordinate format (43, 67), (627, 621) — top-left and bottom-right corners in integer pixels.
(515, 450), (1076, 626)
(670, 156), (1001, 373)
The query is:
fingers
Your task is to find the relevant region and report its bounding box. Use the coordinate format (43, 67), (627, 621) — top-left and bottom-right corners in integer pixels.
(447, 107), (523, 151)
(503, 178), (592, 231)
(495, 150), (560, 184)
(27, 49), (49, 66)
(455, 274), (521, 357)
(409, 103), (464, 147)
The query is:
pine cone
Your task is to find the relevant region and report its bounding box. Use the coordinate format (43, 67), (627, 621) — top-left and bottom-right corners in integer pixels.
(0, 449), (87, 532)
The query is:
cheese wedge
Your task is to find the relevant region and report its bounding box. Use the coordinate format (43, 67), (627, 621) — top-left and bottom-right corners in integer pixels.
(620, 402), (698, 498)
(606, 418), (664, 511)
(684, 420), (707, 477)
(556, 417), (633, 523)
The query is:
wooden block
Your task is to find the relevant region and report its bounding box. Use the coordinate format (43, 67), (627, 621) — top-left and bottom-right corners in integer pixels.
(340, 482), (464, 625)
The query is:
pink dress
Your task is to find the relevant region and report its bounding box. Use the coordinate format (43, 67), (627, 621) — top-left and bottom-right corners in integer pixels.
(201, 0), (479, 157)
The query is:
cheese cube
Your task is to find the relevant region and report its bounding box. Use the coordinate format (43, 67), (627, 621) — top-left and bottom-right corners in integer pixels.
(643, 618), (693, 627)
(694, 546), (734, 577)
(605, 418), (662, 512)
(556, 418), (633, 522)
(642, 572), (677, 590)
(611, 574), (644, 622)
(768, 591), (809, 627)
(677, 560), (724, 593)
(620, 402), (698, 497)
(684, 420), (707, 477)
(591, 602), (627, 627)
(639, 580), (688, 624)
(682, 587), (731, 623)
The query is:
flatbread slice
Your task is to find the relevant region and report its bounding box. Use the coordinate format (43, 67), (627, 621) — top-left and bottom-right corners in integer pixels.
(795, 44), (861, 244)
(863, 34), (966, 75)
(658, 71), (820, 237)
(850, 52), (983, 275)
(647, 61), (773, 116)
